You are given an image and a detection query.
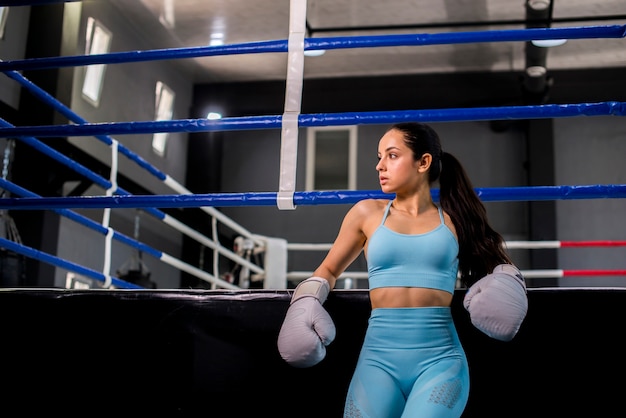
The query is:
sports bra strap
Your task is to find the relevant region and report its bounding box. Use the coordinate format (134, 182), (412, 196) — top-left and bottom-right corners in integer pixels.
(380, 200), (393, 226)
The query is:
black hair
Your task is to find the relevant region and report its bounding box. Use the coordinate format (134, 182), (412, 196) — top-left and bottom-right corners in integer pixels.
(390, 122), (512, 287)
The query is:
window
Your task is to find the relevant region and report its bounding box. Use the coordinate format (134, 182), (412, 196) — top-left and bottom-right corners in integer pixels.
(82, 17), (112, 106)
(0, 7), (9, 40)
(152, 81), (175, 156)
(306, 126), (357, 191)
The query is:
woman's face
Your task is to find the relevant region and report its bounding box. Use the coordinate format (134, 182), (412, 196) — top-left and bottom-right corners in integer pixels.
(376, 129), (425, 194)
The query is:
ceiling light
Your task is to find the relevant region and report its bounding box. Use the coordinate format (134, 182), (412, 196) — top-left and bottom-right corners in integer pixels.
(304, 49), (326, 57)
(206, 112), (222, 120)
(527, 0), (550, 11)
(210, 32), (224, 47)
(531, 39), (567, 48)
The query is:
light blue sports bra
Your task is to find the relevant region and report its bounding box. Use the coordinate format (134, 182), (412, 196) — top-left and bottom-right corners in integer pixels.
(367, 200), (459, 294)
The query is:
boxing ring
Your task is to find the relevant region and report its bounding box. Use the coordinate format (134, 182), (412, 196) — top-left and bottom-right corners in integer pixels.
(1, 0), (626, 415)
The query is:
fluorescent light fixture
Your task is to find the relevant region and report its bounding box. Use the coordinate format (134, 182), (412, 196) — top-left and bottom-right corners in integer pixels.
(527, 0), (550, 11)
(210, 32), (224, 46)
(304, 49), (326, 57)
(207, 112), (222, 120)
(531, 39), (567, 47)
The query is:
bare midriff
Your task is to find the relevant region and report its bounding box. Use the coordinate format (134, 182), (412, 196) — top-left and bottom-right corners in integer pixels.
(369, 287), (453, 309)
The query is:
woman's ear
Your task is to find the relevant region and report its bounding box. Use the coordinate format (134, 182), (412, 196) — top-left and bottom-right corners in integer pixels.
(418, 153), (432, 172)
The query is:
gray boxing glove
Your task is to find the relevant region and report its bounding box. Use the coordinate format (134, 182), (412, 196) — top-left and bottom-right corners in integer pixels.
(463, 264), (528, 342)
(277, 277), (336, 368)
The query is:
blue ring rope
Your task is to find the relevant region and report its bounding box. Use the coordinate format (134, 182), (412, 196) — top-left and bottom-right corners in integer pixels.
(0, 237), (143, 289)
(0, 101), (624, 138)
(0, 178), (163, 258)
(0, 116), (167, 221)
(1, 184), (625, 210)
(0, 25), (623, 72)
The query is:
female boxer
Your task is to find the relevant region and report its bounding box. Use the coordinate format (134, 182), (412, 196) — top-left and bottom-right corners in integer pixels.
(278, 122), (527, 417)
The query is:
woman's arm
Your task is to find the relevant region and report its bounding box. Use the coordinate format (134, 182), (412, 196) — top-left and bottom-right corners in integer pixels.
(313, 200), (371, 289)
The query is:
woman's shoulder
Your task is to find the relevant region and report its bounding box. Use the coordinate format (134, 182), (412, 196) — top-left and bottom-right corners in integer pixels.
(347, 199), (389, 223)
(345, 199), (390, 235)
(352, 198), (389, 213)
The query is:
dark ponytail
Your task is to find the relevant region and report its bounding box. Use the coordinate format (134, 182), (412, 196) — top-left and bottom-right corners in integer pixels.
(438, 152), (512, 287)
(390, 122), (512, 287)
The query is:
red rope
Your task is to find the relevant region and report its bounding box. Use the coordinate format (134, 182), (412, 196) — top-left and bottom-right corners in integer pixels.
(560, 240), (626, 247)
(563, 270), (626, 276)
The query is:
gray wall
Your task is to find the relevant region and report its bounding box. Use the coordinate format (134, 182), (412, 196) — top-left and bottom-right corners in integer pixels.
(554, 116), (626, 286)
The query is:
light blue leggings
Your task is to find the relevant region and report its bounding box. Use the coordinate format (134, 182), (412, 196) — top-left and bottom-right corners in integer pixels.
(344, 307), (469, 418)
